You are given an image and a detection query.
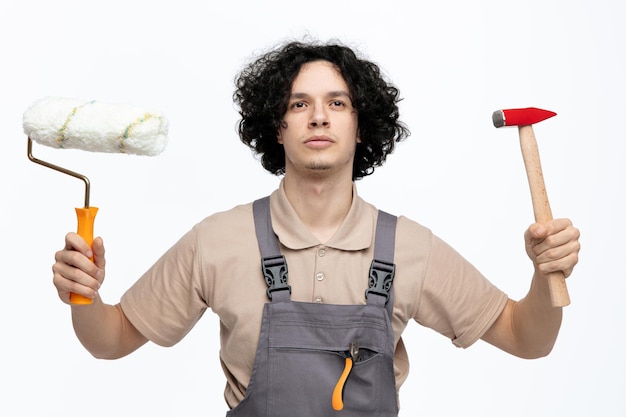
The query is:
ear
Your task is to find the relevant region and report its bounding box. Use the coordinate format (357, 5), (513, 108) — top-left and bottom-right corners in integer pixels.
(356, 129), (361, 144)
(277, 120), (287, 144)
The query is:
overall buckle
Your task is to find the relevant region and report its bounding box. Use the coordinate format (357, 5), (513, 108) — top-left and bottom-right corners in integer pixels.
(261, 255), (291, 300)
(365, 259), (395, 304)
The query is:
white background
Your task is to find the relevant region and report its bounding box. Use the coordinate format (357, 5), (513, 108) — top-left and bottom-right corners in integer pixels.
(1, 1), (624, 415)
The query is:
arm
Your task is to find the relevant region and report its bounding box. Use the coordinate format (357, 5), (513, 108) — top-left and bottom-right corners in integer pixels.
(53, 233), (148, 359)
(481, 218), (580, 358)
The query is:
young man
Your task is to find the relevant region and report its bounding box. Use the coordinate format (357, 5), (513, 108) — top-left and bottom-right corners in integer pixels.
(52, 41), (580, 416)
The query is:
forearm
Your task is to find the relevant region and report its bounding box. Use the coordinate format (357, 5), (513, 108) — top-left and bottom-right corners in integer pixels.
(71, 298), (147, 359)
(510, 272), (563, 358)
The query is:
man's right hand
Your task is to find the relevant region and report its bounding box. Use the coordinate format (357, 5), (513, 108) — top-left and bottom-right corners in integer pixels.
(52, 233), (106, 304)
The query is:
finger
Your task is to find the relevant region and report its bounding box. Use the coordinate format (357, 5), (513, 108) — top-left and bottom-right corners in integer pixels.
(535, 249), (579, 278)
(52, 271), (98, 302)
(52, 260), (100, 302)
(534, 237), (580, 279)
(54, 242), (103, 289)
(532, 221), (580, 257)
(55, 244), (99, 276)
(64, 232), (93, 259)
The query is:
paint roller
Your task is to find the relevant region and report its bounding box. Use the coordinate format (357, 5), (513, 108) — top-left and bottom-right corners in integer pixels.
(23, 96), (169, 304)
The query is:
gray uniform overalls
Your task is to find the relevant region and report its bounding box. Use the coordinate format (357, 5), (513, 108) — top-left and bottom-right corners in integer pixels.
(226, 197), (399, 417)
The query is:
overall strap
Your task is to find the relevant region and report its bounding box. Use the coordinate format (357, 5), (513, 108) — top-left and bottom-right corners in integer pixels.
(253, 197), (291, 302)
(252, 196), (398, 309)
(366, 211), (397, 313)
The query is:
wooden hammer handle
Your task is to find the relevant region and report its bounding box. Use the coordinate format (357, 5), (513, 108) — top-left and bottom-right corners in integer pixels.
(518, 125), (570, 307)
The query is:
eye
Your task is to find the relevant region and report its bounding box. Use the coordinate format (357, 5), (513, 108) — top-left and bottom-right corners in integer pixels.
(290, 101), (307, 110)
(331, 100), (345, 107)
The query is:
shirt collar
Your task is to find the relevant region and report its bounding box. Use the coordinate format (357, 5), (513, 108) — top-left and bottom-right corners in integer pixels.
(269, 179), (375, 251)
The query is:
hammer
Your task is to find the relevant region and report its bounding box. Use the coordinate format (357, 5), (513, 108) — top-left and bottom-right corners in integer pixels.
(492, 107), (570, 307)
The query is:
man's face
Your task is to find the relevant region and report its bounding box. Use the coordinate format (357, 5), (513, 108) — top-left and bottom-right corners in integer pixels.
(278, 60), (360, 179)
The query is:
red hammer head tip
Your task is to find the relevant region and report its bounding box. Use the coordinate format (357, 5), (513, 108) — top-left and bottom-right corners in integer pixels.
(492, 107), (557, 128)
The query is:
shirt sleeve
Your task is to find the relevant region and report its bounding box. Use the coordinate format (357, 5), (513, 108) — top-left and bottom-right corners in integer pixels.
(120, 224), (208, 347)
(415, 234), (509, 348)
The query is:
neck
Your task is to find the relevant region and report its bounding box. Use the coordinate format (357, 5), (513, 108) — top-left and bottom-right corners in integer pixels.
(282, 173), (354, 243)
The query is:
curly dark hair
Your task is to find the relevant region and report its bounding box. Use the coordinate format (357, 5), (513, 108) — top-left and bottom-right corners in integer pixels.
(233, 40), (410, 180)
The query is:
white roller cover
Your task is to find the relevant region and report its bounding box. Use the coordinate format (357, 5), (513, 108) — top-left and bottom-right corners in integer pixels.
(23, 96), (168, 156)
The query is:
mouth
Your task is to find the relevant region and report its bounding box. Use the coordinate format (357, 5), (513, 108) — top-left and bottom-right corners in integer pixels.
(304, 135), (334, 148)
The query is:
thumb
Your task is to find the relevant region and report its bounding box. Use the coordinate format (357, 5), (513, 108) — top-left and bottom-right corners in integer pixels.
(527, 223), (548, 240)
(92, 236), (107, 270)
(524, 223), (547, 261)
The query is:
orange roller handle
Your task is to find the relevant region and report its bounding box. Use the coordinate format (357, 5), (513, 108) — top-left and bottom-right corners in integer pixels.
(332, 357), (353, 411)
(71, 206), (99, 305)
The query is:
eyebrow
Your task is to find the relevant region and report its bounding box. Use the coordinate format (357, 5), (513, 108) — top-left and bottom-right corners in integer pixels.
(288, 91), (352, 101)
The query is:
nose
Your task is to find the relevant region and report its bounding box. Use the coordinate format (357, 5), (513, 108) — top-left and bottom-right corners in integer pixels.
(309, 104), (329, 128)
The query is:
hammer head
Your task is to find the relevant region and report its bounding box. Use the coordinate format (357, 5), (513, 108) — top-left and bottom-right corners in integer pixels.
(492, 107), (557, 128)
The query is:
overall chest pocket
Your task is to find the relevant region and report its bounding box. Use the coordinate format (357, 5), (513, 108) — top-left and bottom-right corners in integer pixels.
(266, 304), (398, 416)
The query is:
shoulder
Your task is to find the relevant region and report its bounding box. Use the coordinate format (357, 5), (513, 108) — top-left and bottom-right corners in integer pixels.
(395, 215), (432, 239)
(388, 213), (434, 256)
(194, 202), (255, 237)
